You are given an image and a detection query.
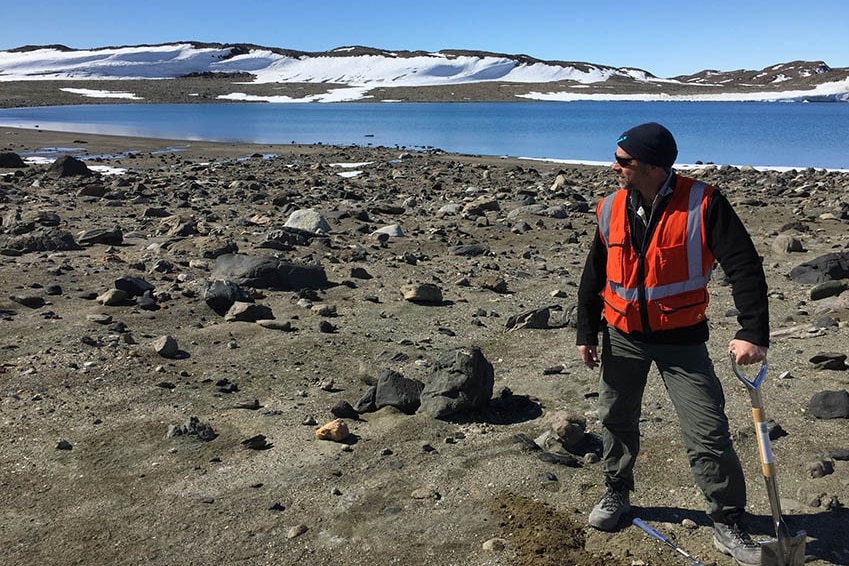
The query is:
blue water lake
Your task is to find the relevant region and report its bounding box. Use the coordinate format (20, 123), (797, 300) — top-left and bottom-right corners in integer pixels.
(1, 101), (847, 170)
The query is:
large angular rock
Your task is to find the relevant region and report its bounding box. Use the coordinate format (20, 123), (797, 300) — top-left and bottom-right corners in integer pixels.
(115, 276), (154, 298)
(0, 227), (80, 253)
(212, 253), (328, 291)
(48, 155), (92, 178)
(284, 208), (331, 234)
(355, 369), (424, 415)
(203, 279), (254, 315)
(790, 252), (849, 284)
(809, 390), (849, 419)
(0, 152), (27, 168)
(418, 346), (494, 419)
(224, 301), (274, 322)
(400, 283), (442, 303)
(78, 227), (123, 246)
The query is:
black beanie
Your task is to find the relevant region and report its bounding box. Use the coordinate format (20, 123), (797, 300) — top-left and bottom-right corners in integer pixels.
(616, 122), (678, 167)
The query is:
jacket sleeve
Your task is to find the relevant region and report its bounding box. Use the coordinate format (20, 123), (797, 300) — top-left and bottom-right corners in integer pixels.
(576, 229), (607, 345)
(705, 191), (770, 347)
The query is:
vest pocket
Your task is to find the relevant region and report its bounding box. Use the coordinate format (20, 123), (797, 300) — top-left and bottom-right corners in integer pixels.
(602, 292), (640, 331)
(653, 289), (709, 325)
(653, 242), (687, 272)
(606, 241), (629, 284)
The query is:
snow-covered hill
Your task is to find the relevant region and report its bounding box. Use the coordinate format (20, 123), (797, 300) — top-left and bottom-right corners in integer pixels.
(0, 43), (658, 85)
(1, 42), (848, 102)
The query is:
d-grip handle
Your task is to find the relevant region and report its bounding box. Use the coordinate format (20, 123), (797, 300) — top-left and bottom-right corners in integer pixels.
(729, 351), (768, 389)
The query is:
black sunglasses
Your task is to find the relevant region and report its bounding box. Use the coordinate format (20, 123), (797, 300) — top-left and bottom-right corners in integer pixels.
(614, 155), (637, 167)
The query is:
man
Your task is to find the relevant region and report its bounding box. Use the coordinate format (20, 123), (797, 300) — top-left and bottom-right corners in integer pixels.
(576, 122), (769, 566)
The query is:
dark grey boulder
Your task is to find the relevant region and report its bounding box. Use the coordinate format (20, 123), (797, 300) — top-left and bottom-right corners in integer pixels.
(0, 152), (27, 168)
(830, 449), (849, 460)
(48, 155), (92, 178)
(203, 279), (254, 315)
(260, 226), (323, 250)
(78, 227), (123, 246)
(330, 400), (360, 420)
(3, 210), (61, 236)
(810, 279), (849, 301)
(115, 276), (154, 298)
(809, 390), (849, 419)
(418, 346), (494, 419)
(451, 244), (490, 257)
(809, 352), (848, 371)
(10, 295), (45, 308)
(506, 307), (551, 330)
(355, 369), (424, 415)
(0, 227), (80, 253)
(212, 253), (328, 291)
(138, 290), (159, 311)
(790, 252), (849, 284)
(76, 184), (108, 198)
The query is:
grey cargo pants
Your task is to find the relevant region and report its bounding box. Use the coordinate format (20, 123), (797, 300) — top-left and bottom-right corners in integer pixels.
(598, 325), (747, 523)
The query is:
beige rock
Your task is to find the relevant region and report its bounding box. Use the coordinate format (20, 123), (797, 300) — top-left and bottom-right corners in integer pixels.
(96, 288), (129, 306)
(315, 418), (350, 442)
(400, 283), (443, 303)
(482, 538), (509, 551)
(550, 412), (587, 449)
(153, 335), (179, 359)
(286, 524), (308, 539)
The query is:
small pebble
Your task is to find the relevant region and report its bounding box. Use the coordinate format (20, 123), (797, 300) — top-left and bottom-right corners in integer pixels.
(482, 538), (509, 552)
(286, 524), (308, 539)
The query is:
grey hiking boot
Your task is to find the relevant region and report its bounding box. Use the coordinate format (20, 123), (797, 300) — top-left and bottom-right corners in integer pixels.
(713, 522), (762, 566)
(588, 487), (630, 531)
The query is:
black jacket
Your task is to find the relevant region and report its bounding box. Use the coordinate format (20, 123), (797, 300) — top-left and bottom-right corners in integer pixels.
(576, 174), (769, 347)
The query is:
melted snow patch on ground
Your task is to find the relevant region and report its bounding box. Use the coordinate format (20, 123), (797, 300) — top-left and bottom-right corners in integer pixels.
(61, 88), (143, 100)
(331, 161), (374, 178)
(218, 86), (373, 103)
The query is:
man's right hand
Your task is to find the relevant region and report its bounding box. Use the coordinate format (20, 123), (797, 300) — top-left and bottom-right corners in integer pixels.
(578, 345), (600, 369)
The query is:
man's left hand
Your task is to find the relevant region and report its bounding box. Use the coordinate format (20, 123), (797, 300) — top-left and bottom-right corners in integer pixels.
(728, 339), (767, 365)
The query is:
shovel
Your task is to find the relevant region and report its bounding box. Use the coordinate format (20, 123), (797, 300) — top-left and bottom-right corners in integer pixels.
(730, 353), (806, 566)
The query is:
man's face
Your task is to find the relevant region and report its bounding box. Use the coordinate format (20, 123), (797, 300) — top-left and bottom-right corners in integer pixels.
(612, 149), (648, 190)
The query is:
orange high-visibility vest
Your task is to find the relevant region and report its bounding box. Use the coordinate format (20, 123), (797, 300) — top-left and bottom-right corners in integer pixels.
(597, 177), (715, 334)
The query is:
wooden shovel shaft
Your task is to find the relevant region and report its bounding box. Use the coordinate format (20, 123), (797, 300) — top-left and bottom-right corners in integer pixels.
(751, 405), (776, 478)
(734, 356), (806, 565)
(746, 379), (796, 560)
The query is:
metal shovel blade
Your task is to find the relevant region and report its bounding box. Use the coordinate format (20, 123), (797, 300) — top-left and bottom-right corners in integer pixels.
(730, 354), (807, 566)
(761, 534), (807, 566)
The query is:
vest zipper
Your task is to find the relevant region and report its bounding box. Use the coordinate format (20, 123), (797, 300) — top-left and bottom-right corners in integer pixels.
(636, 251), (651, 332)
(634, 193), (661, 333)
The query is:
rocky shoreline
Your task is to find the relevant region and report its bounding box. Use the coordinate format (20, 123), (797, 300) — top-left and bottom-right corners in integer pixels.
(1, 127), (848, 566)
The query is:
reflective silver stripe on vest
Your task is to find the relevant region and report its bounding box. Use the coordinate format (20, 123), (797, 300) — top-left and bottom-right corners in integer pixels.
(599, 181), (711, 302)
(608, 273), (711, 301)
(686, 181), (708, 279)
(598, 194), (615, 245)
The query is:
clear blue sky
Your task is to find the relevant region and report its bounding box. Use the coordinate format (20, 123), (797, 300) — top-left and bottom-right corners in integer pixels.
(3, 0), (847, 77)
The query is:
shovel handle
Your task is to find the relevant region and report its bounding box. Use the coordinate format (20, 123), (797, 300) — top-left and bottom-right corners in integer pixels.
(729, 351), (767, 389)
(632, 517), (670, 544)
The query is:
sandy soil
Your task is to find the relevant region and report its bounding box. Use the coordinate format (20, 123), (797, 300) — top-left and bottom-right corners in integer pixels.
(1, 126), (848, 566)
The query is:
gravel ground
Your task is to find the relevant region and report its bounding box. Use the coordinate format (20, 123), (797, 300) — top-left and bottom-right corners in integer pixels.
(1, 126), (848, 566)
